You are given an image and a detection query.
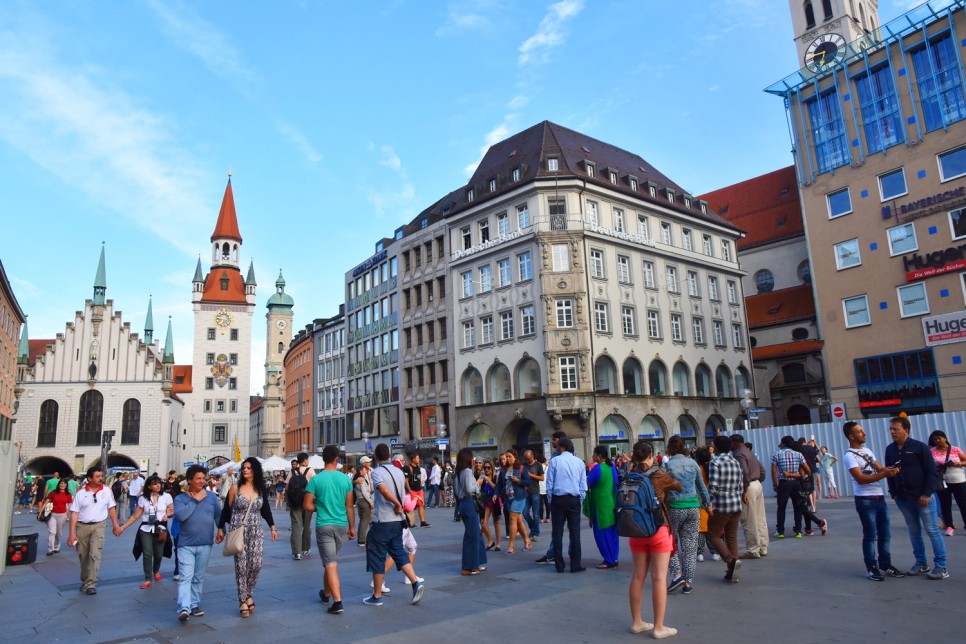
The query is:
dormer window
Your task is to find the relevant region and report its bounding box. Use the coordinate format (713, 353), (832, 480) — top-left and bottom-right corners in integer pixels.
(684, 197), (691, 209)
(630, 178), (638, 191)
(609, 171), (618, 185)
(547, 157), (559, 172)
(489, 178), (497, 193)
(699, 200), (708, 214)
(512, 167), (521, 182)
(665, 188), (675, 202)
(585, 161), (595, 177)
(220, 274), (229, 291)
(467, 188), (475, 203)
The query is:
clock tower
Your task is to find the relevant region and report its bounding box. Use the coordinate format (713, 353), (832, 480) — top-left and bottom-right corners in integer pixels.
(789, 1), (880, 71)
(187, 176), (256, 463)
(260, 270), (294, 457)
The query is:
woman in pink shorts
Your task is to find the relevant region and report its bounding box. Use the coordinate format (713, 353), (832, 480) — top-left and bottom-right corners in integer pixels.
(627, 440), (681, 639)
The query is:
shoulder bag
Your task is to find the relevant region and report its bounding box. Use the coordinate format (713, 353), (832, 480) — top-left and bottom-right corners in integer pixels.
(380, 465), (411, 528)
(222, 493), (254, 557)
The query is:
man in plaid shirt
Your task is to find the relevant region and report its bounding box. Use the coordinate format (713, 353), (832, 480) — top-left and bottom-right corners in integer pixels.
(771, 436), (809, 538)
(708, 436), (745, 583)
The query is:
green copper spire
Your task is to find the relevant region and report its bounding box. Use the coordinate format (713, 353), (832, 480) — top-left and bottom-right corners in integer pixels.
(17, 315), (29, 365)
(193, 256), (204, 283)
(245, 260), (257, 286)
(266, 268), (294, 310)
(144, 296), (154, 345)
(93, 242), (107, 306)
(162, 316), (175, 364)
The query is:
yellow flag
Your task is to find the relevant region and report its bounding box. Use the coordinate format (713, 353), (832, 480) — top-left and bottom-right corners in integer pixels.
(234, 437), (241, 462)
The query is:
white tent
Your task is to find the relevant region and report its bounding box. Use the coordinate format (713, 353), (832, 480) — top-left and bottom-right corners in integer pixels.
(261, 455), (291, 472)
(307, 454), (326, 470)
(209, 461), (242, 476)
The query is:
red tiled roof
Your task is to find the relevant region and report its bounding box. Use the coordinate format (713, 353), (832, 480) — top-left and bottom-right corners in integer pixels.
(26, 339), (53, 366)
(752, 339), (824, 361)
(211, 179), (242, 243)
(746, 284), (816, 328)
(172, 365), (192, 394)
(201, 269), (248, 304)
(698, 166), (802, 250)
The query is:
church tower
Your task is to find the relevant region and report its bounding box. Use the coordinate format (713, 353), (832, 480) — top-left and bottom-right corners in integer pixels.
(789, 1), (880, 72)
(260, 270), (294, 457)
(186, 176), (256, 463)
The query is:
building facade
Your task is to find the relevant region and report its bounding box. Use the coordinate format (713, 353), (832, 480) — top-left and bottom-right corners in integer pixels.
(283, 324), (315, 455)
(260, 271), (294, 457)
(769, 0), (966, 417)
(1, 260), (24, 444)
(313, 307), (346, 454)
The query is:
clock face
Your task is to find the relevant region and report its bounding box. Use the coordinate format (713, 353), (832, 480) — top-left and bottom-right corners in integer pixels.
(805, 33), (847, 72)
(275, 319), (288, 330)
(214, 308), (233, 328)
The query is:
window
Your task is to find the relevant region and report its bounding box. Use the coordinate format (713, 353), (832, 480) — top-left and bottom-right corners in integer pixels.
(630, 178), (638, 191)
(647, 310), (661, 339)
(826, 187), (852, 218)
(230, 399), (237, 413)
(498, 258), (511, 287)
(121, 398), (140, 445)
(556, 299), (574, 327)
(727, 280), (738, 304)
(559, 356), (577, 390)
(76, 390), (103, 446)
(887, 223), (918, 256)
(806, 89), (849, 173)
(552, 244), (569, 271)
(479, 220), (490, 244)
(521, 305), (535, 336)
(834, 239), (862, 269)
(843, 295), (871, 328)
(205, 377), (214, 390)
(207, 328), (216, 341)
(462, 226), (471, 250)
(228, 378), (237, 390)
(897, 283), (929, 318)
(512, 167), (521, 182)
(687, 271), (699, 297)
(497, 212), (509, 236)
(204, 400), (212, 413)
(682, 229), (693, 251)
(805, 0), (815, 28)
(621, 306), (636, 336)
(855, 65), (902, 153)
(594, 302), (609, 333)
(590, 249), (605, 278)
(462, 271), (473, 297)
(480, 316), (494, 344)
(661, 222), (672, 245)
(708, 276), (720, 301)
(643, 261), (656, 289)
(939, 147), (966, 182)
(609, 170), (618, 184)
(799, 260), (811, 284)
(713, 320), (725, 347)
(462, 321), (475, 348)
(692, 317), (705, 344)
(467, 188), (475, 202)
(670, 313), (683, 341)
(229, 353), (238, 365)
(489, 178), (498, 193)
(549, 198), (566, 218)
(586, 162), (595, 178)
(500, 311), (514, 340)
(206, 352), (215, 365)
(617, 256), (630, 283)
(754, 269), (774, 293)
(586, 201), (598, 226)
(721, 241), (732, 261)
(212, 424), (227, 444)
(547, 157), (559, 171)
(792, 327), (810, 341)
(518, 251), (533, 281)
(702, 234), (713, 256)
(517, 204), (530, 228)
(732, 324), (744, 348)
(638, 214), (650, 240)
(37, 400), (58, 447)
(879, 168), (907, 201)
(614, 208), (625, 232)
(911, 34), (966, 132)
(230, 329), (238, 341)
(479, 266), (492, 293)
(950, 208), (966, 240)
(666, 266), (679, 293)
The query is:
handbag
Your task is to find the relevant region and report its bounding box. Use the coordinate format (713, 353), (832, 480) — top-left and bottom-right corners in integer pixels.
(156, 524), (168, 543)
(37, 500), (53, 522)
(222, 493), (254, 557)
(471, 493), (487, 517)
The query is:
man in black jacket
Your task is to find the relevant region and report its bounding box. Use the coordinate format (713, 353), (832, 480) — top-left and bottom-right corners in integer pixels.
(884, 416), (948, 579)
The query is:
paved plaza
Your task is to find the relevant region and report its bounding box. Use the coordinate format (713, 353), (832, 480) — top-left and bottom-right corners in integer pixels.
(1, 497), (963, 643)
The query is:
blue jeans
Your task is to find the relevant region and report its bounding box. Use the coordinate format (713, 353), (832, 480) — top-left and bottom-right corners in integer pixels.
(894, 495), (946, 568)
(854, 496), (893, 570)
(457, 497), (487, 571)
(177, 544), (212, 612)
(425, 484), (440, 508)
(523, 492), (540, 536)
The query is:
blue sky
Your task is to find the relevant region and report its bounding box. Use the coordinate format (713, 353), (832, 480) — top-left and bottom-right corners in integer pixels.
(0, 0), (919, 392)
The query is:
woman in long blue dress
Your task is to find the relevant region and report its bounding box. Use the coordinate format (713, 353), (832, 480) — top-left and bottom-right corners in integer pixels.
(585, 445), (620, 568)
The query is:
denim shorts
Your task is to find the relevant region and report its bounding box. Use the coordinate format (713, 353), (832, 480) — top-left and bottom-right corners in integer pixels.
(315, 524), (348, 566)
(365, 521), (408, 573)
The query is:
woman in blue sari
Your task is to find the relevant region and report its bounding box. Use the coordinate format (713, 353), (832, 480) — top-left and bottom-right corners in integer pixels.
(586, 445), (620, 568)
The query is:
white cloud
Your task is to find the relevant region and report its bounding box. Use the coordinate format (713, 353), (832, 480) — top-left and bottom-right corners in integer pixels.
(436, 0), (507, 36)
(276, 120), (323, 164)
(367, 183), (416, 218)
(507, 94), (529, 109)
(379, 145), (403, 172)
(518, 0), (584, 66)
(463, 122), (512, 176)
(145, 0), (255, 85)
(8, 275), (42, 301)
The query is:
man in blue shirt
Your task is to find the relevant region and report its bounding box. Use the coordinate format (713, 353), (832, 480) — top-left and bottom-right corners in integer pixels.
(545, 437), (587, 573)
(174, 465), (222, 623)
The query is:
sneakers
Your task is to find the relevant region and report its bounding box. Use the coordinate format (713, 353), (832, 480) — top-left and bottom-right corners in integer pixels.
(173, 573), (180, 581)
(404, 576), (425, 585)
(363, 595), (383, 607)
(303, 550), (310, 556)
(411, 581), (425, 605)
(908, 563), (931, 576)
(178, 609), (190, 622)
(327, 601), (345, 614)
(421, 522), (432, 528)
(804, 529), (814, 536)
(536, 556), (554, 564)
(190, 607), (205, 617)
(652, 626), (678, 639)
(945, 527), (955, 536)
(369, 580), (391, 593)
(667, 577), (686, 593)
(884, 566), (905, 578)
(773, 532), (785, 539)
(681, 583), (694, 594)
(85, 587), (97, 595)
(293, 553), (302, 561)
(867, 566), (885, 581)
(794, 533), (803, 539)
(820, 520), (829, 536)
(711, 554), (721, 561)
(319, 589), (330, 604)
(728, 559), (742, 583)
(927, 567), (949, 580)
(696, 554), (704, 562)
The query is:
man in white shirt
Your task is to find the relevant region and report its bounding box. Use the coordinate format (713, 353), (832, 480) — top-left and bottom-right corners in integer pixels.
(842, 421), (904, 581)
(426, 457), (442, 508)
(68, 466), (121, 594)
(127, 472), (144, 519)
(219, 466), (235, 502)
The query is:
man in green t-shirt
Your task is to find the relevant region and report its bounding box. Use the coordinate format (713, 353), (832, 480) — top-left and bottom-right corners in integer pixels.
(304, 445), (355, 615)
(45, 472), (62, 495)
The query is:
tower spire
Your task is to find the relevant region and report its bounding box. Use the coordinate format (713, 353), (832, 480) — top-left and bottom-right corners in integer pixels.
(211, 177), (242, 243)
(144, 295), (154, 345)
(93, 242), (107, 306)
(163, 316), (175, 364)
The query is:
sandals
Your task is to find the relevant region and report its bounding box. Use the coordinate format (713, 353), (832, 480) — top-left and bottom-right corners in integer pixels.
(504, 548), (515, 555)
(486, 543), (496, 551)
(596, 561), (618, 569)
(239, 602), (250, 618)
(523, 542), (532, 551)
(246, 597), (255, 613)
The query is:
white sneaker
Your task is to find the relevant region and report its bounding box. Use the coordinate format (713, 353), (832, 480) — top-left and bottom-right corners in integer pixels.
(712, 554), (721, 561)
(696, 554), (704, 562)
(404, 576), (425, 585)
(369, 580), (391, 593)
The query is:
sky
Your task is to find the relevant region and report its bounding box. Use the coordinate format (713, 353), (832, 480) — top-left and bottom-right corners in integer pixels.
(0, 0), (922, 393)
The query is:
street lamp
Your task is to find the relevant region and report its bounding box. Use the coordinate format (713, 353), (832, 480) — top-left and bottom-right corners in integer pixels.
(739, 389), (754, 430)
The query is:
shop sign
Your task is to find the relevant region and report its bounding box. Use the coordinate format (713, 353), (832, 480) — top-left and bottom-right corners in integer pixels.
(922, 310), (966, 347)
(903, 243), (966, 281)
(891, 185), (966, 224)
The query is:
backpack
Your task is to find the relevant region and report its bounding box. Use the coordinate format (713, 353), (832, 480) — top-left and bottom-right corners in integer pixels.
(616, 467), (665, 538)
(287, 468), (308, 507)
